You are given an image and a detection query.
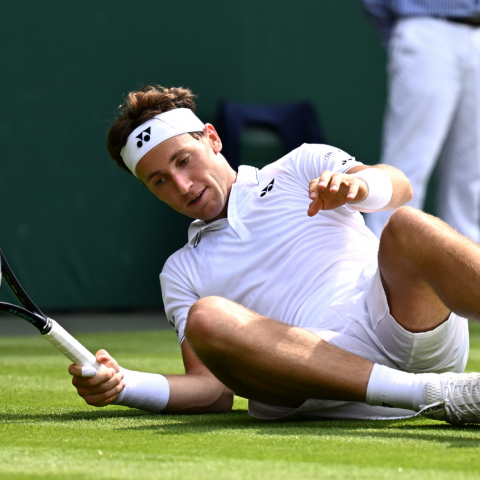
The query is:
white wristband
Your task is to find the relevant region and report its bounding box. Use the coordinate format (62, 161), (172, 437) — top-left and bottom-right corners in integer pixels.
(112, 368), (170, 413)
(348, 168), (393, 211)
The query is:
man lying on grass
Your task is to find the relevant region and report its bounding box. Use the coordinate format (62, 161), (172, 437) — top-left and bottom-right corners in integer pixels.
(70, 85), (480, 424)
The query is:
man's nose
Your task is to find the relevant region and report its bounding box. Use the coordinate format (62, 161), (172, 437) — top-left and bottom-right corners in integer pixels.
(172, 174), (192, 195)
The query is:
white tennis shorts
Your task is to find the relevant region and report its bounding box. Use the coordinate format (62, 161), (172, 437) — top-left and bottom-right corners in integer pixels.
(249, 268), (470, 421)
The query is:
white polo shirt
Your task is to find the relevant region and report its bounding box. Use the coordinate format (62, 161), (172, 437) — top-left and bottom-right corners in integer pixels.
(160, 144), (378, 342)
(160, 144), (380, 343)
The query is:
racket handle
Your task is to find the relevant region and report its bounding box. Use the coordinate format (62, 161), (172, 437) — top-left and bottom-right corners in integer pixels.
(44, 319), (106, 372)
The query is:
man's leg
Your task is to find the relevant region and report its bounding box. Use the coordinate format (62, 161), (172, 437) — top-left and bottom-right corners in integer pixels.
(186, 208), (480, 422)
(185, 300), (373, 407)
(366, 206), (480, 423)
(379, 206), (480, 326)
(185, 288), (460, 421)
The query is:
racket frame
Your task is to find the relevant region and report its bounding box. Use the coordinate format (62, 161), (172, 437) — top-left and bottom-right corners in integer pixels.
(0, 249), (52, 334)
(0, 249), (103, 370)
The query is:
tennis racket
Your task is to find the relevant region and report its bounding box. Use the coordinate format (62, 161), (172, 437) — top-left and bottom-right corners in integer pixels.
(0, 248), (104, 373)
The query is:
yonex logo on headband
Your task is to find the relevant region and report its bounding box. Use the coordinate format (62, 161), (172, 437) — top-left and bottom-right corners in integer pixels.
(120, 109), (205, 177)
(136, 127), (151, 148)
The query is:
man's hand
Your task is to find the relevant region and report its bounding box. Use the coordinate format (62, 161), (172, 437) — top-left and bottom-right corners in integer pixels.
(68, 349), (125, 407)
(308, 170), (368, 216)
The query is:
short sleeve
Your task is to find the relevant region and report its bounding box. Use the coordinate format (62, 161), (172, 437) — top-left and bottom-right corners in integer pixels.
(321, 146), (362, 174)
(280, 144), (364, 215)
(160, 263), (199, 344)
(291, 144), (363, 182)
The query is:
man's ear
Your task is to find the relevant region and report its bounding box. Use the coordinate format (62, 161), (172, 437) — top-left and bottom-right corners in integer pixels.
(203, 123), (222, 154)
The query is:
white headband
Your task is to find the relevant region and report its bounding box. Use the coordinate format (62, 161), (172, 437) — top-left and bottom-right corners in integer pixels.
(120, 108), (205, 176)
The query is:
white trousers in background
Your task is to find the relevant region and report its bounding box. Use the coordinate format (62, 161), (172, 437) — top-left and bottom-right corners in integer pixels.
(366, 17), (480, 241)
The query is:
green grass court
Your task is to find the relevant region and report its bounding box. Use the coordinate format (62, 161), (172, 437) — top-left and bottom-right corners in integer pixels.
(1, 322), (480, 480)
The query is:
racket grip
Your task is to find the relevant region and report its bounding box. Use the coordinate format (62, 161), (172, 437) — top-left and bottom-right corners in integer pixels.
(44, 319), (106, 372)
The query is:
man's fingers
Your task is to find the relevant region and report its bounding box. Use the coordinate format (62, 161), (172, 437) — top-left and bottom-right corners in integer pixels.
(68, 349), (119, 378)
(309, 172), (347, 200)
(328, 173), (344, 193)
(317, 170), (333, 189)
(94, 393), (121, 408)
(308, 198), (324, 217)
(68, 364), (97, 378)
(72, 367), (118, 388)
(309, 171), (333, 199)
(346, 181), (359, 201)
(81, 366), (97, 377)
(308, 172), (363, 213)
(68, 364), (84, 376)
(96, 349), (120, 373)
(69, 363), (110, 378)
(76, 371), (124, 397)
(83, 379), (126, 407)
(67, 348), (125, 408)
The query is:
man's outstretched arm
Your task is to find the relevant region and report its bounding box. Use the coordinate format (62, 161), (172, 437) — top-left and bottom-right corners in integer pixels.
(308, 164), (413, 216)
(167, 340), (234, 413)
(68, 339), (234, 414)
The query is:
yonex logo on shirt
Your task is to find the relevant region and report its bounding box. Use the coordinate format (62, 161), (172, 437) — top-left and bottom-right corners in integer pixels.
(260, 178), (275, 197)
(136, 127), (151, 148)
(342, 159), (352, 165)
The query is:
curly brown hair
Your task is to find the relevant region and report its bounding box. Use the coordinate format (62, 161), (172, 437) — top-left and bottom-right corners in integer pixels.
(107, 85), (203, 174)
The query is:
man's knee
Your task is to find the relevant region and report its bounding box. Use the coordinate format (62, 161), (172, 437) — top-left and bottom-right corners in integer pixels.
(380, 206), (459, 269)
(185, 296), (235, 347)
(381, 207), (435, 250)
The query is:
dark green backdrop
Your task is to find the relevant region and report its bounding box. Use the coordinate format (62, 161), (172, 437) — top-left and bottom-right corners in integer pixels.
(0, 0), (386, 309)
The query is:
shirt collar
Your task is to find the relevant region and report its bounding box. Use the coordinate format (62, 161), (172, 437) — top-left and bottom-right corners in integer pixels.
(187, 165), (258, 248)
(187, 218), (229, 247)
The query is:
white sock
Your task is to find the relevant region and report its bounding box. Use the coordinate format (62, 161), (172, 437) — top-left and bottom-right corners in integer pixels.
(366, 364), (435, 411)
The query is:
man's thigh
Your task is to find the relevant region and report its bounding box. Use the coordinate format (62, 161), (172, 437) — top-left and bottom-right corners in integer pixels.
(185, 296), (373, 406)
(378, 209), (451, 333)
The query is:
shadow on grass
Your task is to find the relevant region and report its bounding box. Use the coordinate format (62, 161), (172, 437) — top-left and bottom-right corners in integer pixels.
(4, 408), (480, 448)
(1, 408), (152, 422)
(0, 408), (252, 424)
(115, 413), (480, 447)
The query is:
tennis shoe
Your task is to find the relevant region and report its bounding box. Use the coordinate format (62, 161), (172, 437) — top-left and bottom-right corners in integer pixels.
(418, 372), (480, 425)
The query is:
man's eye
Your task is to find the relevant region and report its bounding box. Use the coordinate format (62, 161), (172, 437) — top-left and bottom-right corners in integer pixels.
(179, 156), (189, 166)
(155, 177), (165, 186)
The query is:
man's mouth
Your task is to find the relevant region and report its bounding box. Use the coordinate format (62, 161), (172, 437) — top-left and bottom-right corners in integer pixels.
(188, 189), (205, 206)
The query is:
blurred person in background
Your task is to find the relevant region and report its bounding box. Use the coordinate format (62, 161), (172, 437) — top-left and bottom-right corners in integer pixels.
(361, 0), (480, 241)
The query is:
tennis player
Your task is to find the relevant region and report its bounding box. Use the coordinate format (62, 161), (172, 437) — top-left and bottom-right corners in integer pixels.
(70, 86), (480, 424)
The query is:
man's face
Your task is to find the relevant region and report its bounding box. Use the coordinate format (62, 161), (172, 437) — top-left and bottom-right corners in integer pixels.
(135, 124), (236, 222)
